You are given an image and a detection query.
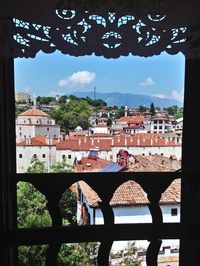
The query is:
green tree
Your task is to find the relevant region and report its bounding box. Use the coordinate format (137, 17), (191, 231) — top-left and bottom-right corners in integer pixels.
(37, 96), (55, 105)
(138, 105), (148, 113)
(18, 157), (97, 265)
(175, 107), (183, 119)
(115, 109), (125, 119)
(27, 155), (47, 173)
(110, 242), (142, 266)
(58, 95), (68, 104)
(164, 105), (179, 116)
(49, 99), (92, 132)
(150, 102), (155, 117)
(107, 118), (113, 127)
(15, 105), (22, 117)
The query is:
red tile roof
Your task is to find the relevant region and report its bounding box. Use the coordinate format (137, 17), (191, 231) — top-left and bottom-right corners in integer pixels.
(97, 117), (108, 121)
(91, 133), (112, 137)
(128, 155), (181, 172)
(17, 135), (57, 146)
(78, 178), (181, 208)
(56, 137), (112, 151)
(56, 133), (180, 150)
(75, 157), (110, 172)
(150, 116), (169, 121)
(19, 108), (49, 116)
(115, 116), (144, 124)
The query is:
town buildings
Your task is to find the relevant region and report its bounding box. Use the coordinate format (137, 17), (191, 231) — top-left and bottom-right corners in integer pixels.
(15, 104), (182, 265)
(16, 108), (60, 143)
(15, 91), (31, 103)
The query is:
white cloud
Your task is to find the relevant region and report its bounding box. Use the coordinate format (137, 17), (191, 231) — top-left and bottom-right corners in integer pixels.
(171, 90), (184, 102)
(153, 90), (184, 103)
(152, 94), (166, 99)
(139, 77), (155, 86)
(58, 71), (96, 87)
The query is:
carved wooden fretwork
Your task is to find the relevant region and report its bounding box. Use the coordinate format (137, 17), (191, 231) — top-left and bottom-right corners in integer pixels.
(16, 171), (181, 266)
(1, 4), (200, 59)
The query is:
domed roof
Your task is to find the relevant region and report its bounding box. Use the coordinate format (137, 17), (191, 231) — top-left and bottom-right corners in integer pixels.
(19, 108), (49, 117)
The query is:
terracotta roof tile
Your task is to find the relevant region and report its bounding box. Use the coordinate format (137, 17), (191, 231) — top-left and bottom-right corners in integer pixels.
(78, 178), (181, 208)
(115, 116), (144, 124)
(19, 108), (49, 116)
(17, 135), (57, 146)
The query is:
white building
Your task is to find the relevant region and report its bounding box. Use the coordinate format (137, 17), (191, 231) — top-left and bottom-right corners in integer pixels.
(16, 133), (182, 173)
(16, 135), (57, 173)
(175, 117), (183, 131)
(149, 116), (172, 133)
(91, 124), (109, 134)
(16, 108), (60, 143)
(77, 178), (181, 252)
(113, 116), (144, 130)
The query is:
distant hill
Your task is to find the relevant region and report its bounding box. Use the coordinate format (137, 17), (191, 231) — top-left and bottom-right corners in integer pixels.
(71, 91), (182, 108)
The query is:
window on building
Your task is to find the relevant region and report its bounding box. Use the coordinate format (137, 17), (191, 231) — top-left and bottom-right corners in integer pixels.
(19, 154), (22, 158)
(62, 155), (65, 159)
(42, 154), (46, 158)
(47, 127), (49, 131)
(68, 155), (71, 159)
(171, 208), (178, 216)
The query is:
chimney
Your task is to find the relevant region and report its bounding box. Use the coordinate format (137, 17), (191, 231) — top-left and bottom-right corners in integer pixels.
(28, 136), (31, 145)
(125, 135), (127, 146)
(25, 138), (29, 145)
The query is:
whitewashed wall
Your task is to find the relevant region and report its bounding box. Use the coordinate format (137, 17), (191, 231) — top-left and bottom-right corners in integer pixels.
(16, 124), (60, 143)
(92, 204), (180, 251)
(112, 146), (182, 161)
(16, 145), (57, 173)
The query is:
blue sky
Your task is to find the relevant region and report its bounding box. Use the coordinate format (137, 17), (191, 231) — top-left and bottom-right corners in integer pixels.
(14, 50), (185, 103)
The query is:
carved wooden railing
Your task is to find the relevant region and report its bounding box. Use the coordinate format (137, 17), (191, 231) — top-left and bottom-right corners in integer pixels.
(10, 171), (181, 266)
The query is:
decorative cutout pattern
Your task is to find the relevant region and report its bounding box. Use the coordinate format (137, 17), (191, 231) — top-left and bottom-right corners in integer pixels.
(1, 6), (199, 58)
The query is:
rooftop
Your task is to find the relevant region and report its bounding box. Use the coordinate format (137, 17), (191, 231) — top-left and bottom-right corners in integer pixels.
(18, 108), (49, 117)
(79, 178), (181, 208)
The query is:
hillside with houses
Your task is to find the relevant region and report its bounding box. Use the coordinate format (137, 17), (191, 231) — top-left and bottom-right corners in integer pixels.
(15, 92), (182, 265)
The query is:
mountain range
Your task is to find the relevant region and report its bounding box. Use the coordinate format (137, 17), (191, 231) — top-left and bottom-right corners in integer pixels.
(72, 91), (182, 109)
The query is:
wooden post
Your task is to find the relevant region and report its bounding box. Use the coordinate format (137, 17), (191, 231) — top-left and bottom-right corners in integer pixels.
(180, 58), (200, 265)
(0, 57), (17, 265)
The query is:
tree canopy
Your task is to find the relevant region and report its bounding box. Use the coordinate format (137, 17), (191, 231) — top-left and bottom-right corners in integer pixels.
(17, 156), (98, 265)
(49, 98), (92, 132)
